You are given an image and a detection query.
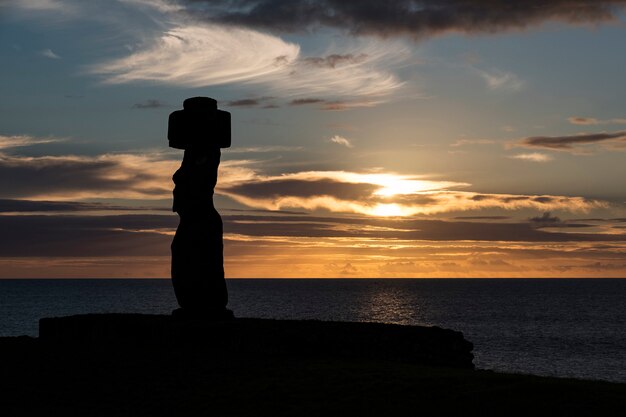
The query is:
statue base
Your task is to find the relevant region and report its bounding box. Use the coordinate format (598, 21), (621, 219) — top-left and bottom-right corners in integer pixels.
(171, 307), (235, 321)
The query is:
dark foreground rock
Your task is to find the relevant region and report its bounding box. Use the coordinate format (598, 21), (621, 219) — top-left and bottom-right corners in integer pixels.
(39, 314), (474, 369)
(0, 315), (624, 417)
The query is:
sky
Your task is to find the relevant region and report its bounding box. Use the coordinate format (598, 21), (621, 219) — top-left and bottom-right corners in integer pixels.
(1, 0), (626, 278)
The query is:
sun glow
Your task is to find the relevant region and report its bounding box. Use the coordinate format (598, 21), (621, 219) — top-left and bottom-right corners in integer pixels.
(217, 165), (606, 218)
(369, 203), (407, 217)
(371, 177), (461, 197)
(343, 173), (466, 197)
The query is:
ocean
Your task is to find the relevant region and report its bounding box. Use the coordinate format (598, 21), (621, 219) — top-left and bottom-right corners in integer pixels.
(1, 278), (624, 383)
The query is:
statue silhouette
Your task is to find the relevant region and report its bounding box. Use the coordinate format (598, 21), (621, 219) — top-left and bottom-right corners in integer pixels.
(168, 97), (233, 319)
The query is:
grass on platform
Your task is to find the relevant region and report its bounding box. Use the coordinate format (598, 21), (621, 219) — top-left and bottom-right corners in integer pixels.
(0, 337), (624, 417)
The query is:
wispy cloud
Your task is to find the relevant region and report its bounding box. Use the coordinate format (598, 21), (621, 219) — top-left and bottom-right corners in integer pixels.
(90, 25), (300, 87)
(477, 68), (524, 91)
(514, 130), (626, 153)
(509, 153), (553, 162)
(0, 134), (64, 150)
(290, 98), (326, 106)
(450, 139), (496, 147)
(302, 53), (369, 68)
(225, 97), (278, 108)
(227, 99), (261, 107)
(271, 40), (408, 102)
(568, 116), (626, 125)
(90, 23), (406, 103)
(329, 135), (353, 148)
(118, 0), (184, 13)
(0, 199), (166, 213)
(226, 146), (303, 153)
(40, 48), (61, 59)
(11, 0), (71, 12)
(132, 99), (167, 109)
(89, 23), (407, 106)
(289, 97), (387, 111)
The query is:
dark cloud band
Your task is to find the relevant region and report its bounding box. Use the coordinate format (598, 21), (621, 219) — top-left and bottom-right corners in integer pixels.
(224, 179), (379, 200)
(0, 153), (171, 199)
(183, 0), (626, 39)
(0, 212), (624, 257)
(0, 199), (167, 213)
(517, 131), (626, 151)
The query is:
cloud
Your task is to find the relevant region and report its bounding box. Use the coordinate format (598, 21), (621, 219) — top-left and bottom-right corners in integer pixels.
(90, 25), (300, 86)
(302, 53), (369, 68)
(509, 153), (553, 162)
(290, 98), (326, 106)
(17, 0), (409, 107)
(10, 0), (70, 12)
(0, 149), (609, 218)
(90, 23), (407, 105)
(0, 152), (176, 199)
(321, 100), (386, 111)
(0, 214), (175, 257)
(227, 99), (260, 107)
(477, 68), (524, 91)
(181, 0), (626, 39)
(225, 179), (378, 201)
(0, 199), (166, 213)
(224, 97), (279, 108)
(208, 215), (626, 242)
(529, 212), (561, 224)
(329, 135), (353, 148)
(2, 212), (626, 260)
(515, 130), (626, 153)
(569, 117), (600, 125)
(568, 116), (626, 125)
(226, 98), (260, 107)
(227, 146), (303, 153)
(578, 262), (626, 271)
(118, 0), (184, 13)
(0, 134), (64, 150)
(2, 210), (626, 277)
(454, 216), (510, 220)
(450, 139), (495, 147)
(281, 40), (409, 102)
(339, 263), (358, 275)
(40, 48), (61, 59)
(290, 98), (386, 111)
(132, 99), (167, 109)
(217, 165), (606, 216)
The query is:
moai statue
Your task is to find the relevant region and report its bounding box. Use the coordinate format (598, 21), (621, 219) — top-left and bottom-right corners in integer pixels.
(168, 97), (233, 319)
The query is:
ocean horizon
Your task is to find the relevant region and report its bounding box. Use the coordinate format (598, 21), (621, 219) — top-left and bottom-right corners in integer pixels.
(1, 278), (625, 383)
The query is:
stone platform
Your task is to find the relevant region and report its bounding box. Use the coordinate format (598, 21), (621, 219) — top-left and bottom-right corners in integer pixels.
(39, 314), (474, 369)
(3, 316), (625, 416)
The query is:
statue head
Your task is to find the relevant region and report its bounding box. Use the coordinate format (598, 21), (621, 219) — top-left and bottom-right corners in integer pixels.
(168, 97), (231, 150)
